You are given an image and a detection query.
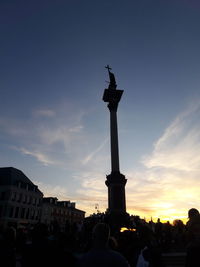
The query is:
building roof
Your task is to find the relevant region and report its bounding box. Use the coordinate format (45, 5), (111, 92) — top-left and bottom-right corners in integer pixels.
(72, 208), (85, 214)
(0, 167), (43, 194)
(43, 197), (85, 213)
(43, 197), (58, 204)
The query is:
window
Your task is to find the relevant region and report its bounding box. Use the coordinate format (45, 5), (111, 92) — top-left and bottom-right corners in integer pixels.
(0, 192), (6, 200)
(16, 193), (20, 202)
(19, 193), (22, 202)
(28, 196), (32, 204)
(9, 206), (14, 218)
(11, 192), (16, 201)
(14, 207), (19, 218)
(21, 208), (25, 219)
(23, 195), (27, 203)
(35, 210), (38, 220)
(26, 208), (29, 219)
(31, 209), (35, 220)
(36, 198), (40, 206)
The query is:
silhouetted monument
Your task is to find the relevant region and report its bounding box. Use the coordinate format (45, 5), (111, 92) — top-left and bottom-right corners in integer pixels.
(103, 65), (128, 225)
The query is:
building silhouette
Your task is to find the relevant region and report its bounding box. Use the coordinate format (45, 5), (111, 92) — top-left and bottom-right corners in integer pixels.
(0, 167), (43, 228)
(0, 167), (85, 229)
(41, 197), (85, 231)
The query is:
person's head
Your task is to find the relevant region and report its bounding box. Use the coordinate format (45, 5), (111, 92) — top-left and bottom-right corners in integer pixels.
(188, 208), (199, 219)
(92, 223), (110, 246)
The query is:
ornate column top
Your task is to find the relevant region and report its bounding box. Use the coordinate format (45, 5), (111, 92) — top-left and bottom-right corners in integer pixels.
(103, 65), (124, 111)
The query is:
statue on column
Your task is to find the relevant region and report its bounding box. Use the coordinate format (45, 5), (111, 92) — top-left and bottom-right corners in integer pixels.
(105, 65), (117, 90)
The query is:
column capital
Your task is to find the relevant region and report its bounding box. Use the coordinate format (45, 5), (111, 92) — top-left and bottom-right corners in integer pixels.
(105, 171), (127, 186)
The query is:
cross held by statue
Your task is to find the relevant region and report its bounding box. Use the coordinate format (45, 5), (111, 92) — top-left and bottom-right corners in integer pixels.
(105, 65), (112, 72)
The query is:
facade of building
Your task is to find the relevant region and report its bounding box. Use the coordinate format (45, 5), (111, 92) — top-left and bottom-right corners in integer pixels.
(41, 197), (85, 231)
(0, 167), (85, 230)
(0, 167), (43, 228)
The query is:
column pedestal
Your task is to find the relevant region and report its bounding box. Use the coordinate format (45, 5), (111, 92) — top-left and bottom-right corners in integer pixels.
(105, 171), (129, 228)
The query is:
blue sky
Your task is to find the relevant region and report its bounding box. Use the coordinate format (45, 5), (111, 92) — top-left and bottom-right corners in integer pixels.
(1, 0), (200, 221)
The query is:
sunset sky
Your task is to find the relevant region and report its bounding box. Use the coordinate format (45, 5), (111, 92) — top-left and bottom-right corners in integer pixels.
(1, 0), (200, 222)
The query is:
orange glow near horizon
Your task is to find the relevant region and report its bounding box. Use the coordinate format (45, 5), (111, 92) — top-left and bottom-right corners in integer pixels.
(120, 227), (136, 232)
(84, 206), (189, 225)
(127, 208), (188, 224)
(80, 196), (192, 225)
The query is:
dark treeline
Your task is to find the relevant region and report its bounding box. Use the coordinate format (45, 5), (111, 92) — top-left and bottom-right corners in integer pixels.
(0, 208), (200, 267)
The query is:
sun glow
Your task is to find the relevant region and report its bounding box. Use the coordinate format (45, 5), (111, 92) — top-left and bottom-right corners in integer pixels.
(120, 227), (136, 232)
(127, 208), (188, 224)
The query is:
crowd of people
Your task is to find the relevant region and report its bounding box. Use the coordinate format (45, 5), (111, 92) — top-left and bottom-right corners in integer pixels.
(0, 208), (200, 267)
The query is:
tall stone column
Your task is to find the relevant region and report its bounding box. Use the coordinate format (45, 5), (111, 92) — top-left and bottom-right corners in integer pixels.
(102, 66), (127, 221)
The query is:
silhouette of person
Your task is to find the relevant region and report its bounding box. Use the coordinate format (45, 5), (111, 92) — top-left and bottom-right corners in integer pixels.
(0, 226), (16, 267)
(78, 223), (130, 267)
(185, 208), (200, 267)
(186, 208), (200, 228)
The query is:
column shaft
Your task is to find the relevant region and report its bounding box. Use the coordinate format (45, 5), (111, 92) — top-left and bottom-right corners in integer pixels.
(110, 110), (120, 172)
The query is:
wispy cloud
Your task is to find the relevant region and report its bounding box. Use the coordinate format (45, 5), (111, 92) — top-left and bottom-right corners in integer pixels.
(0, 118), (27, 136)
(0, 104), (88, 167)
(81, 138), (108, 165)
(34, 181), (69, 200)
(19, 147), (57, 166)
(38, 125), (84, 147)
(125, 100), (200, 220)
(72, 171), (108, 214)
(33, 109), (56, 117)
(142, 100), (200, 171)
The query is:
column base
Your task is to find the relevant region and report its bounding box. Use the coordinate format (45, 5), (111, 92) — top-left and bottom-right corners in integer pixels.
(105, 210), (130, 232)
(105, 171), (129, 231)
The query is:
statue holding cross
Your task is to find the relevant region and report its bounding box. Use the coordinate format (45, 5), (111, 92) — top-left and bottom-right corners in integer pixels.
(105, 65), (117, 90)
